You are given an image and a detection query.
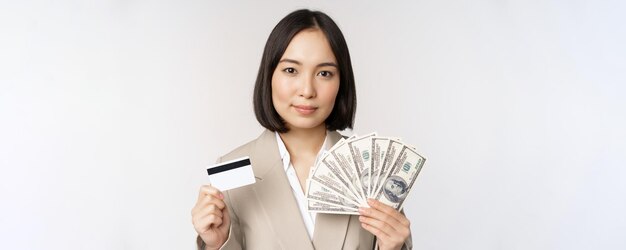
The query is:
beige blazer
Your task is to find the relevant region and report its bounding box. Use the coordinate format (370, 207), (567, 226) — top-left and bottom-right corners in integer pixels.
(197, 130), (412, 250)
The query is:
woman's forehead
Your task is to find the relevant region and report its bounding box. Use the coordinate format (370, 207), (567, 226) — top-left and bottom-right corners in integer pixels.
(280, 29), (337, 65)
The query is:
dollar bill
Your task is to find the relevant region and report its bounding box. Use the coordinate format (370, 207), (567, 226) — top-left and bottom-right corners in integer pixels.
(306, 179), (361, 208)
(308, 160), (362, 204)
(307, 198), (359, 215)
(306, 132), (426, 214)
(369, 137), (391, 198)
(371, 139), (404, 199)
(347, 132), (377, 199)
(373, 145), (426, 209)
(320, 154), (364, 203)
(330, 142), (367, 203)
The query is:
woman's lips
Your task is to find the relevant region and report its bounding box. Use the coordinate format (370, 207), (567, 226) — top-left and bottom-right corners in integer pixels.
(293, 105), (317, 115)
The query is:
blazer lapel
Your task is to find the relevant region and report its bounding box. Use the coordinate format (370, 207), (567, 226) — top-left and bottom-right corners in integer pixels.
(312, 213), (351, 249)
(250, 130), (314, 250)
(250, 130), (349, 250)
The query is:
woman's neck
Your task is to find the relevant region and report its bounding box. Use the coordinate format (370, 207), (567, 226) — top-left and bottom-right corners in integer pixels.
(278, 125), (327, 157)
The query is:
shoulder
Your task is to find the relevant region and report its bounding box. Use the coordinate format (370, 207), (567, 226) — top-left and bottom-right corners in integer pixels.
(216, 130), (274, 163)
(216, 139), (256, 164)
(216, 146), (250, 163)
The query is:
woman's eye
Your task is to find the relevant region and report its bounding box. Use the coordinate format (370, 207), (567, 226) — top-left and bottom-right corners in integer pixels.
(283, 68), (296, 74)
(318, 71), (333, 77)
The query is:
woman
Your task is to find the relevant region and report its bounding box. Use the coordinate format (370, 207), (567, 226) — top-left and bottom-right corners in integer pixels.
(192, 9), (412, 250)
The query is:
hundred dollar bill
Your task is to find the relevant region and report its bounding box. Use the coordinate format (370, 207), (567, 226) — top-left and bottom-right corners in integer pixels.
(318, 134), (357, 161)
(371, 139), (403, 198)
(369, 137), (390, 198)
(347, 132), (377, 199)
(374, 145), (425, 209)
(382, 144), (419, 185)
(320, 154), (363, 203)
(306, 179), (361, 209)
(309, 160), (362, 203)
(331, 142), (367, 203)
(313, 135), (359, 196)
(307, 198), (359, 215)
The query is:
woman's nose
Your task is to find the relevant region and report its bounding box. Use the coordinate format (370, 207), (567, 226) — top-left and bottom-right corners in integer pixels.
(298, 75), (316, 98)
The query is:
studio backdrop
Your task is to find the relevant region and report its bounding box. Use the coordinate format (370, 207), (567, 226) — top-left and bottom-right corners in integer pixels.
(1, 0), (624, 249)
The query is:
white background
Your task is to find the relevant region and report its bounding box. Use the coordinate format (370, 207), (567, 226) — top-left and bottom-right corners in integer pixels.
(1, 0), (625, 249)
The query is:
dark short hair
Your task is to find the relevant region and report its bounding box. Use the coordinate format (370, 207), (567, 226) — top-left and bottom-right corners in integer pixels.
(253, 9), (357, 133)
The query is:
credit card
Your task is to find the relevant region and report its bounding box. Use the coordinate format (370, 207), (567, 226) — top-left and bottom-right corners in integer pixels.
(206, 156), (256, 191)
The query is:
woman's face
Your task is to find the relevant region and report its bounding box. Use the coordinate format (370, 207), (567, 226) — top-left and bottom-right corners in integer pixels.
(271, 28), (340, 131)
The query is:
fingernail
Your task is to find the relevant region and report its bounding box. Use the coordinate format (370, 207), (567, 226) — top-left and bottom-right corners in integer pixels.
(219, 193), (224, 199)
(358, 208), (365, 214)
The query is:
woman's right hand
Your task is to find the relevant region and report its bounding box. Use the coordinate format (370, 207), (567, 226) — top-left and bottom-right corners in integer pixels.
(192, 185), (231, 250)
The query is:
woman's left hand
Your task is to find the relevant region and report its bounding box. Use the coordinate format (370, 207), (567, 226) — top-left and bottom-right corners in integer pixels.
(359, 199), (411, 250)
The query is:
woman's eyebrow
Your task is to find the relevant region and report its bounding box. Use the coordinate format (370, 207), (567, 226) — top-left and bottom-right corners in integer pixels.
(317, 62), (338, 68)
(278, 58), (338, 68)
(278, 58), (301, 65)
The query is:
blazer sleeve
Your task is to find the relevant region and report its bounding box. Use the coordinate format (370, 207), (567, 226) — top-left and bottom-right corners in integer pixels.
(403, 233), (413, 250)
(373, 232), (413, 250)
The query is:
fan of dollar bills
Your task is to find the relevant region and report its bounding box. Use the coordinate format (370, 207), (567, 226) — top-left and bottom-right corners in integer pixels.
(306, 133), (426, 214)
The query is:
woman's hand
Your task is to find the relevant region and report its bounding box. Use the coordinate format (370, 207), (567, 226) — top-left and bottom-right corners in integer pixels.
(359, 199), (411, 250)
(191, 185), (231, 250)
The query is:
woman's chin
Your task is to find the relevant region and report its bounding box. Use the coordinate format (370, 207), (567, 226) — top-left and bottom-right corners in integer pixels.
(285, 120), (326, 131)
